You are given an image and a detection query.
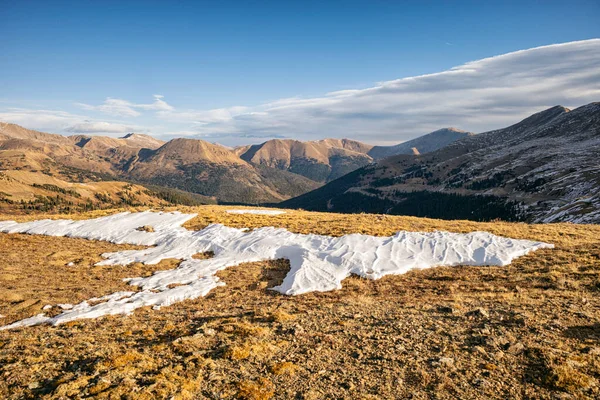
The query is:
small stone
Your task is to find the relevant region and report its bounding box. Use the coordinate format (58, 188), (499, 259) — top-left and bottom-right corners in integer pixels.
(291, 324), (305, 336)
(439, 357), (454, 367)
(203, 328), (216, 336)
(136, 225), (155, 233)
(472, 378), (488, 388)
(466, 308), (489, 319)
(28, 382), (41, 390)
(437, 306), (454, 314)
(552, 393), (573, 400)
(507, 342), (525, 355)
(586, 347), (600, 355)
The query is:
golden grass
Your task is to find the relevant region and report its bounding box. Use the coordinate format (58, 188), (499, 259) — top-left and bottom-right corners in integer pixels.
(270, 362), (299, 376)
(237, 378), (275, 400)
(0, 205), (599, 399)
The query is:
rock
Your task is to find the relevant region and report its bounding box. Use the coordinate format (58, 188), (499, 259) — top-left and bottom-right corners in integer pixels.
(431, 357), (454, 367)
(552, 393), (573, 400)
(472, 378), (488, 388)
(439, 357), (454, 367)
(12, 299), (41, 311)
(507, 342), (525, 355)
(466, 308), (489, 319)
(203, 328), (216, 336)
(28, 381), (41, 390)
(136, 225), (155, 233)
(291, 324), (305, 336)
(437, 306), (454, 314)
(1, 292), (24, 303)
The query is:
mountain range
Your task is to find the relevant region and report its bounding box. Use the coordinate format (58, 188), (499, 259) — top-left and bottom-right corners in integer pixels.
(282, 103), (600, 223)
(2, 103), (598, 223)
(0, 121), (469, 208)
(234, 128), (473, 183)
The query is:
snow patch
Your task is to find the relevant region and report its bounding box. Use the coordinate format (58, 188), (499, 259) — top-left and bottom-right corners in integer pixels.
(0, 211), (553, 330)
(226, 209), (286, 215)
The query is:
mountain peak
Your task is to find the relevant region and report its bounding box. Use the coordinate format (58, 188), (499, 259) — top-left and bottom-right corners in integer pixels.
(437, 127), (472, 134)
(119, 132), (165, 149)
(368, 127), (473, 160)
(500, 105), (570, 134)
(153, 138), (246, 165)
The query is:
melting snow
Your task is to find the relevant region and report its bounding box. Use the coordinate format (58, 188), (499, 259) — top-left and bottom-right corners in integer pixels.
(226, 209), (286, 215)
(0, 211), (553, 330)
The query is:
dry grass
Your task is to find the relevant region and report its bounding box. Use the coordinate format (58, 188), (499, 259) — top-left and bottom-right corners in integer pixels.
(0, 205), (600, 399)
(237, 378), (275, 400)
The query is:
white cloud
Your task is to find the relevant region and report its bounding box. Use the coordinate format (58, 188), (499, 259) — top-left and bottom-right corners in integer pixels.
(0, 108), (83, 130)
(158, 39), (600, 143)
(2, 39), (599, 145)
(0, 108), (139, 136)
(76, 94), (173, 117)
(64, 121), (137, 134)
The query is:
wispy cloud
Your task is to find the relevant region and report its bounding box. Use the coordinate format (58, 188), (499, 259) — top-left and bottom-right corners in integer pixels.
(76, 94), (173, 117)
(0, 108), (138, 135)
(156, 39), (600, 143)
(64, 121), (137, 134)
(1, 39), (599, 145)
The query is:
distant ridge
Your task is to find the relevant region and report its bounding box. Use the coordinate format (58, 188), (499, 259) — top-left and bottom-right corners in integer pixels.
(235, 130), (471, 182)
(1, 121), (474, 204)
(280, 102), (600, 224)
(368, 128), (474, 160)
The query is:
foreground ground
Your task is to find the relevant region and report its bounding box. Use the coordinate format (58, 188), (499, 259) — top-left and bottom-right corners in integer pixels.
(0, 206), (599, 399)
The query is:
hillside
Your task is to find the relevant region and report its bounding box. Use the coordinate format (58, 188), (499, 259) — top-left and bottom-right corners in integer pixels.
(235, 138), (374, 182)
(1, 122), (474, 204)
(0, 169), (218, 213)
(125, 138), (320, 203)
(235, 131), (472, 183)
(0, 124), (318, 204)
(1, 206), (599, 399)
(70, 133), (165, 168)
(368, 128), (474, 159)
(281, 103), (600, 223)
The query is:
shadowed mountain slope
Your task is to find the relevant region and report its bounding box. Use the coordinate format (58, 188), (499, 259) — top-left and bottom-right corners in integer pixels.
(281, 103), (600, 223)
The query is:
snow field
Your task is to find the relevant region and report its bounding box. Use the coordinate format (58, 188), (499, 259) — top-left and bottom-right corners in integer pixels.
(0, 211), (553, 329)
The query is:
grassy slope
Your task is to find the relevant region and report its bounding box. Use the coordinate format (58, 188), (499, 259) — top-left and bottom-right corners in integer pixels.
(0, 170), (217, 214)
(0, 206), (599, 399)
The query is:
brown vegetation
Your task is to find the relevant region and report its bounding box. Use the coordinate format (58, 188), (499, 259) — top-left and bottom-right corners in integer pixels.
(0, 206), (599, 399)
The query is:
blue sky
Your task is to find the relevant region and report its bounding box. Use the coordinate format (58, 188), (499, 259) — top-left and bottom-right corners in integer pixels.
(1, 0), (599, 145)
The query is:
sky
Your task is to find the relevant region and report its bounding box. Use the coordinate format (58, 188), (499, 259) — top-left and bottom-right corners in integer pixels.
(0, 0), (599, 146)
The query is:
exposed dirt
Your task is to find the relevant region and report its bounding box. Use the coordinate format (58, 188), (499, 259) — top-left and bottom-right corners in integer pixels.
(0, 206), (599, 399)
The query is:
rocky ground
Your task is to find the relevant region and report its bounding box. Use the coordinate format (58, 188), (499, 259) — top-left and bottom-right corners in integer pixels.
(0, 206), (599, 399)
